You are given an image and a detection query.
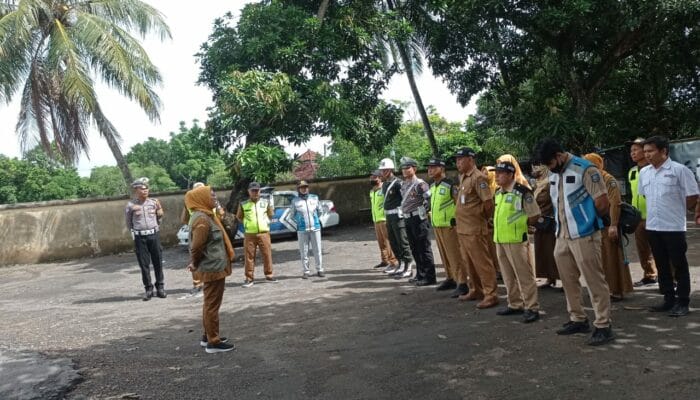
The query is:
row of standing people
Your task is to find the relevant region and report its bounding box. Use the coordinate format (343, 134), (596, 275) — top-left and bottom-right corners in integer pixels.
(368, 136), (699, 346)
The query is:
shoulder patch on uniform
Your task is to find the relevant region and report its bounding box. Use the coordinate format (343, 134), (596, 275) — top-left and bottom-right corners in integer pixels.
(591, 173), (601, 183)
(513, 183), (532, 194)
(610, 180), (617, 187)
(525, 194), (534, 203)
(479, 182), (488, 189)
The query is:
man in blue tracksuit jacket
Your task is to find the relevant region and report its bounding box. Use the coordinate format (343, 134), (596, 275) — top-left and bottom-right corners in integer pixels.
(289, 180), (325, 278)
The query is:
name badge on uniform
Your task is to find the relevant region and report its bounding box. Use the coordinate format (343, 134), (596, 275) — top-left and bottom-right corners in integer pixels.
(461, 194), (466, 204)
(505, 194), (514, 203)
(439, 187), (446, 195)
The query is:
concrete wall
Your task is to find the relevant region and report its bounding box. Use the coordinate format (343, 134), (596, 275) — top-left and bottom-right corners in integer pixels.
(0, 175), (388, 266)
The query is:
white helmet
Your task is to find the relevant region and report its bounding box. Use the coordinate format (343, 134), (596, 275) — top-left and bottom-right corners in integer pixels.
(378, 158), (395, 170)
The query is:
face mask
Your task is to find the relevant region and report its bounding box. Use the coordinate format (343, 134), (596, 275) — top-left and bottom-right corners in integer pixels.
(550, 159), (565, 174)
(370, 179), (379, 186)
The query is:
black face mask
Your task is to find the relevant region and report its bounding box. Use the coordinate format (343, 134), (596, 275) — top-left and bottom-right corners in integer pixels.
(370, 179), (379, 187)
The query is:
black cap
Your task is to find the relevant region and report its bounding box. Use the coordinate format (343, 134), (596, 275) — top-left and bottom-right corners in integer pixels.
(297, 180), (309, 187)
(370, 170), (382, 177)
(454, 147), (476, 158)
(131, 178), (149, 189)
(248, 182), (261, 190)
(399, 157), (418, 169)
(425, 158), (446, 167)
(495, 161), (516, 173)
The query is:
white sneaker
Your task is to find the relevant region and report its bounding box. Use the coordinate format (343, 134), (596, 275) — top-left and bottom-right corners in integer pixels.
(400, 268), (413, 278)
(242, 280), (254, 288)
(384, 263), (400, 274)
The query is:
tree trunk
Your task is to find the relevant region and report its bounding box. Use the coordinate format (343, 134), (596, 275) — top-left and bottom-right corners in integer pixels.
(317, 0), (331, 21)
(103, 132), (133, 187)
(386, 0), (439, 157)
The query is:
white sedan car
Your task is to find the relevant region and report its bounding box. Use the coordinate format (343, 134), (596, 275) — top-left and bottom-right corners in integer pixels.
(177, 187), (339, 246)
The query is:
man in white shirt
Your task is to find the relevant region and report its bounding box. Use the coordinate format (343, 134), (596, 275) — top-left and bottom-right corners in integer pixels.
(638, 136), (699, 317)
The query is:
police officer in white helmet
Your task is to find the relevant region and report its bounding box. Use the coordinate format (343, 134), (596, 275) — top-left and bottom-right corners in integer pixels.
(378, 158), (415, 278)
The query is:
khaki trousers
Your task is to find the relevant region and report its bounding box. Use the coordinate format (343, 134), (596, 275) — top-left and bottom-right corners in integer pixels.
(374, 222), (398, 265)
(191, 272), (202, 288)
(457, 233), (498, 299)
(496, 242), (539, 311)
(634, 220), (657, 279)
(554, 231), (611, 328)
(434, 226), (467, 283)
(202, 278), (226, 345)
(244, 233), (273, 280)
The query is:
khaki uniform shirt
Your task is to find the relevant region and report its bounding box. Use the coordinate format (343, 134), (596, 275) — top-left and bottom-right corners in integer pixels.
(556, 153), (607, 239)
(455, 167), (493, 235)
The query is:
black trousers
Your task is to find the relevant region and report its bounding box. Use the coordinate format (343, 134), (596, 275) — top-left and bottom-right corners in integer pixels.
(386, 214), (413, 263)
(405, 215), (436, 282)
(647, 230), (689, 306)
(134, 233), (164, 290)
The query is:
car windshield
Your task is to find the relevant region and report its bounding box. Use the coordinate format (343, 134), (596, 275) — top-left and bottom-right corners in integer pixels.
(272, 193), (294, 208)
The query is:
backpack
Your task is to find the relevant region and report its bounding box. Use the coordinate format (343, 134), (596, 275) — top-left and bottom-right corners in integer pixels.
(618, 202), (642, 235)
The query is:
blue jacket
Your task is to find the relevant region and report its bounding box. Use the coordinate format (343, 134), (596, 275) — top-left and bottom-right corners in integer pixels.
(290, 194), (322, 231)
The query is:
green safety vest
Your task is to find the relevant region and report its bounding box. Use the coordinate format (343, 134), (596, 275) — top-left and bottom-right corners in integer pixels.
(429, 179), (456, 228)
(628, 166), (647, 219)
(370, 188), (386, 223)
(241, 199), (270, 233)
(493, 188), (528, 244)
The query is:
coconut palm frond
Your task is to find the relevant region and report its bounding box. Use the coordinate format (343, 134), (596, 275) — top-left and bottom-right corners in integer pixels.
(77, 0), (171, 40)
(73, 11), (162, 120)
(16, 58), (51, 156)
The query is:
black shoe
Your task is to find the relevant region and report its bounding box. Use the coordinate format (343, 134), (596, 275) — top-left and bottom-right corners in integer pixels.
(633, 277), (658, 287)
(649, 301), (675, 312)
(142, 289), (153, 301)
(556, 320), (591, 335)
(200, 336), (229, 347)
(496, 307), (524, 316)
(156, 288), (167, 298)
(451, 283), (469, 298)
(205, 341), (235, 353)
(415, 279), (437, 287)
(317, 271), (325, 278)
(265, 277), (278, 283)
(523, 309), (540, 323)
(668, 303), (689, 317)
(436, 279), (457, 291)
(408, 277), (419, 283)
(587, 327), (615, 346)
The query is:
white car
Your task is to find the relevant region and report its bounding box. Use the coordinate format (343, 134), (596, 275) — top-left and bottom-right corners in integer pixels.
(177, 187), (340, 246)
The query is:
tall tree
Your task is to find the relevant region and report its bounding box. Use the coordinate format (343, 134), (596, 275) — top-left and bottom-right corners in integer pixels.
(384, 0), (438, 157)
(0, 0), (171, 185)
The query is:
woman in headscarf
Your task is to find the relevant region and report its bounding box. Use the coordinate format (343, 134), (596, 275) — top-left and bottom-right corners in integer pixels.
(583, 153), (633, 301)
(185, 185), (236, 353)
(496, 154), (530, 188)
(531, 164), (559, 288)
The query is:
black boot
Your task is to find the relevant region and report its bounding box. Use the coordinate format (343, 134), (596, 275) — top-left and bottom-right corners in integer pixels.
(142, 288), (153, 301)
(450, 283), (469, 298)
(156, 287), (167, 298)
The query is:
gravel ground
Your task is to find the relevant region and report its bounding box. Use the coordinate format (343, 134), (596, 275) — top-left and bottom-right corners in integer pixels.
(1, 224), (700, 400)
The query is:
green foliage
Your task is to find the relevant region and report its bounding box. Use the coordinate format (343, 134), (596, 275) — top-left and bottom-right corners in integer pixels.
(126, 120), (230, 188)
(422, 0), (700, 151)
(197, 2), (404, 158)
(316, 138), (382, 178)
(85, 166), (128, 197)
(129, 164), (178, 193)
(233, 144), (291, 184)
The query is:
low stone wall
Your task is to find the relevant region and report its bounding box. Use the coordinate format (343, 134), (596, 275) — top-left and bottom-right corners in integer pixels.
(0, 175), (383, 266)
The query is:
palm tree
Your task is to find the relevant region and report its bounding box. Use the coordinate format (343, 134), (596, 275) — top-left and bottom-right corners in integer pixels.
(0, 0), (171, 185)
(383, 0), (438, 158)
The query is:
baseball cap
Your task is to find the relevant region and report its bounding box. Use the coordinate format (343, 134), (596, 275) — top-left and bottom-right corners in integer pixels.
(454, 147), (476, 158)
(399, 157), (418, 169)
(297, 180), (309, 187)
(370, 170), (382, 177)
(626, 137), (646, 147)
(495, 161), (516, 173)
(425, 158), (446, 167)
(248, 182), (261, 190)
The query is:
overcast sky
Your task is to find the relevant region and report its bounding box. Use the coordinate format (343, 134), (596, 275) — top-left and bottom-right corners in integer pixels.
(0, 0), (475, 176)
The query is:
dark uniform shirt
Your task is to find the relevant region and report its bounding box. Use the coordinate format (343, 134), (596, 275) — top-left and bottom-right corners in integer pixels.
(400, 176), (431, 214)
(382, 176), (403, 210)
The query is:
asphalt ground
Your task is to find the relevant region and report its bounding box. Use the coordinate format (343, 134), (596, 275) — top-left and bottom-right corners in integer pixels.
(1, 224), (699, 400)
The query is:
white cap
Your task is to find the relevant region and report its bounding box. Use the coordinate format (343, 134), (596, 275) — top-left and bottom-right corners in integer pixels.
(378, 158), (395, 170)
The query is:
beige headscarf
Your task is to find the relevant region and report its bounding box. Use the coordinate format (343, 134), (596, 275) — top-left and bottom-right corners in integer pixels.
(185, 186), (234, 261)
(496, 154), (530, 188)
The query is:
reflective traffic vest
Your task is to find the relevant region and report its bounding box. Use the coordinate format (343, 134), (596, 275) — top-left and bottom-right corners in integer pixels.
(549, 156), (602, 239)
(429, 179), (456, 228)
(240, 199), (270, 233)
(370, 188), (386, 223)
(493, 186), (528, 243)
(628, 165), (647, 219)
